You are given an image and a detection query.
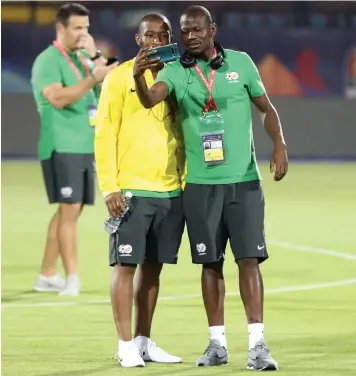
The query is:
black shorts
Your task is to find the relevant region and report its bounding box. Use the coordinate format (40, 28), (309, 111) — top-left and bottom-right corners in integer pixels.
(41, 152), (95, 205)
(183, 180), (268, 264)
(109, 196), (185, 266)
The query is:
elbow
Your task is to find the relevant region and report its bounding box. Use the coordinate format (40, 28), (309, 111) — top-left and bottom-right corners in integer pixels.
(142, 101), (153, 109)
(138, 93), (155, 109)
(138, 90), (155, 109)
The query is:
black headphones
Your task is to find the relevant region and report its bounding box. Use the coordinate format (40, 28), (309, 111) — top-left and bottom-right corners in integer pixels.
(180, 41), (226, 70)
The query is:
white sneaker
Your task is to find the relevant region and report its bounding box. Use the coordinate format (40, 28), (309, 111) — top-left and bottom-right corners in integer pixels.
(118, 341), (145, 368)
(141, 339), (182, 363)
(59, 274), (81, 296)
(33, 274), (65, 292)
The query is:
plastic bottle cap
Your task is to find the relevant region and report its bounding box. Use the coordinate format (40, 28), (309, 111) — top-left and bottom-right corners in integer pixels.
(125, 192), (133, 198)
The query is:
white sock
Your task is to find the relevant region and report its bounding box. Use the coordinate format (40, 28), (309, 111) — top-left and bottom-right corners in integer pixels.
(248, 323), (264, 349)
(133, 336), (149, 350)
(209, 326), (227, 349)
(39, 274), (57, 280)
(119, 339), (135, 353)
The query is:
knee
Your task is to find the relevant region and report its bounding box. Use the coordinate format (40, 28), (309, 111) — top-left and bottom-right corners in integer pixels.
(112, 264), (137, 281)
(202, 261), (224, 278)
(138, 262), (162, 285)
(142, 262), (163, 277)
(237, 258), (259, 271)
(58, 203), (82, 222)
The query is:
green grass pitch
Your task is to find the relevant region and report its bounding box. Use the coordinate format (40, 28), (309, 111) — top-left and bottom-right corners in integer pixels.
(2, 161), (356, 376)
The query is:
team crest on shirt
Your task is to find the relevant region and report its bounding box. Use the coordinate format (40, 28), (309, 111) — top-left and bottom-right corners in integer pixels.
(225, 72), (239, 82)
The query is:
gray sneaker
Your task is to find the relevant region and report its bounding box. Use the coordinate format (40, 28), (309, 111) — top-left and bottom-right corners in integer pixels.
(247, 340), (278, 371)
(196, 339), (228, 367)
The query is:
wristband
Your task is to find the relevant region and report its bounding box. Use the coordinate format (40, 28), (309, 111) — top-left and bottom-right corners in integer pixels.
(90, 50), (102, 61)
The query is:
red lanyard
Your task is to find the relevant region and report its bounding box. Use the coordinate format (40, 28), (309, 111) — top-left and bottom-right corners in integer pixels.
(152, 72), (176, 123)
(53, 40), (90, 80)
(194, 48), (218, 112)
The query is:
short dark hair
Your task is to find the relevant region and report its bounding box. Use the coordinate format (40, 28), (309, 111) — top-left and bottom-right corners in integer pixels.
(138, 13), (172, 35)
(181, 5), (213, 25)
(56, 3), (89, 26)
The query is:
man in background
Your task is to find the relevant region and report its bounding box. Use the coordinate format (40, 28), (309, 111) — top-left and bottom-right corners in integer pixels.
(133, 5), (288, 371)
(95, 13), (185, 368)
(31, 2), (118, 296)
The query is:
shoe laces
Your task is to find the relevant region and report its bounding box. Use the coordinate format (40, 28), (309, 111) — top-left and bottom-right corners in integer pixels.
(253, 340), (270, 354)
(204, 341), (218, 357)
(147, 340), (157, 349)
(147, 340), (165, 355)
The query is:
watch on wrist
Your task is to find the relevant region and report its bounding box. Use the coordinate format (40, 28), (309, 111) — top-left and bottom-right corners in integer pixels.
(90, 50), (102, 61)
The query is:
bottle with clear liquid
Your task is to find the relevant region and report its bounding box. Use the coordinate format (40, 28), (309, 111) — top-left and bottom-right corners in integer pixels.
(104, 192), (133, 234)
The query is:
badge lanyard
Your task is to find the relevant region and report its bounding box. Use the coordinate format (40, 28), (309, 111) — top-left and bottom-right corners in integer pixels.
(53, 40), (90, 80)
(193, 48), (218, 113)
(151, 72), (176, 123)
(53, 40), (96, 127)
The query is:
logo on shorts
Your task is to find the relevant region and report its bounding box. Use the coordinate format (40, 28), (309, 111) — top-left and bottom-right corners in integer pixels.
(60, 187), (73, 198)
(119, 244), (132, 256)
(196, 243), (207, 255)
(225, 72), (239, 82)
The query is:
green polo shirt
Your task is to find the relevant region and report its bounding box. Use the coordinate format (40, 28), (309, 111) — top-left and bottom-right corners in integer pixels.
(156, 49), (265, 184)
(31, 45), (100, 160)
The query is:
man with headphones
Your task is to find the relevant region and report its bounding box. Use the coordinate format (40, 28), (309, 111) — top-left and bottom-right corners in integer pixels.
(133, 5), (288, 371)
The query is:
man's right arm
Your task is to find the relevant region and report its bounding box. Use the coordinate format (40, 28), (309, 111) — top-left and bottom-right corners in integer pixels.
(94, 69), (124, 198)
(32, 54), (94, 109)
(32, 53), (118, 110)
(94, 68), (126, 217)
(43, 78), (97, 110)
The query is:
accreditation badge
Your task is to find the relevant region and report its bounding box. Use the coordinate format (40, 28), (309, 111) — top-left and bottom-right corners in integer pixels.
(87, 89), (97, 126)
(88, 104), (97, 126)
(199, 112), (226, 166)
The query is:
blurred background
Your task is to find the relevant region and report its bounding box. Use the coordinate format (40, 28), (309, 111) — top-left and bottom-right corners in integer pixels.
(1, 0), (356, 160)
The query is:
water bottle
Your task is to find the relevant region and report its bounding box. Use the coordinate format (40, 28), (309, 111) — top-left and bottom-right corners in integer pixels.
(104, 192), (133, 234)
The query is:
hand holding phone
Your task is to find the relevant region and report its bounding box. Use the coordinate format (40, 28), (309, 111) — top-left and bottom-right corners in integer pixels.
(133, 49), (161, 78)
(147, 43), (180, 63)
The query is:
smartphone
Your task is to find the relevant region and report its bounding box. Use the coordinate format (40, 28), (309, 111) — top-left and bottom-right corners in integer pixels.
(147, 43), (180, 63)
(106, 56), (119, 66)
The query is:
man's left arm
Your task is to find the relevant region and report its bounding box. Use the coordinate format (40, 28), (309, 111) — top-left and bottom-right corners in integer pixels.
(244, 53), (288, 181)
